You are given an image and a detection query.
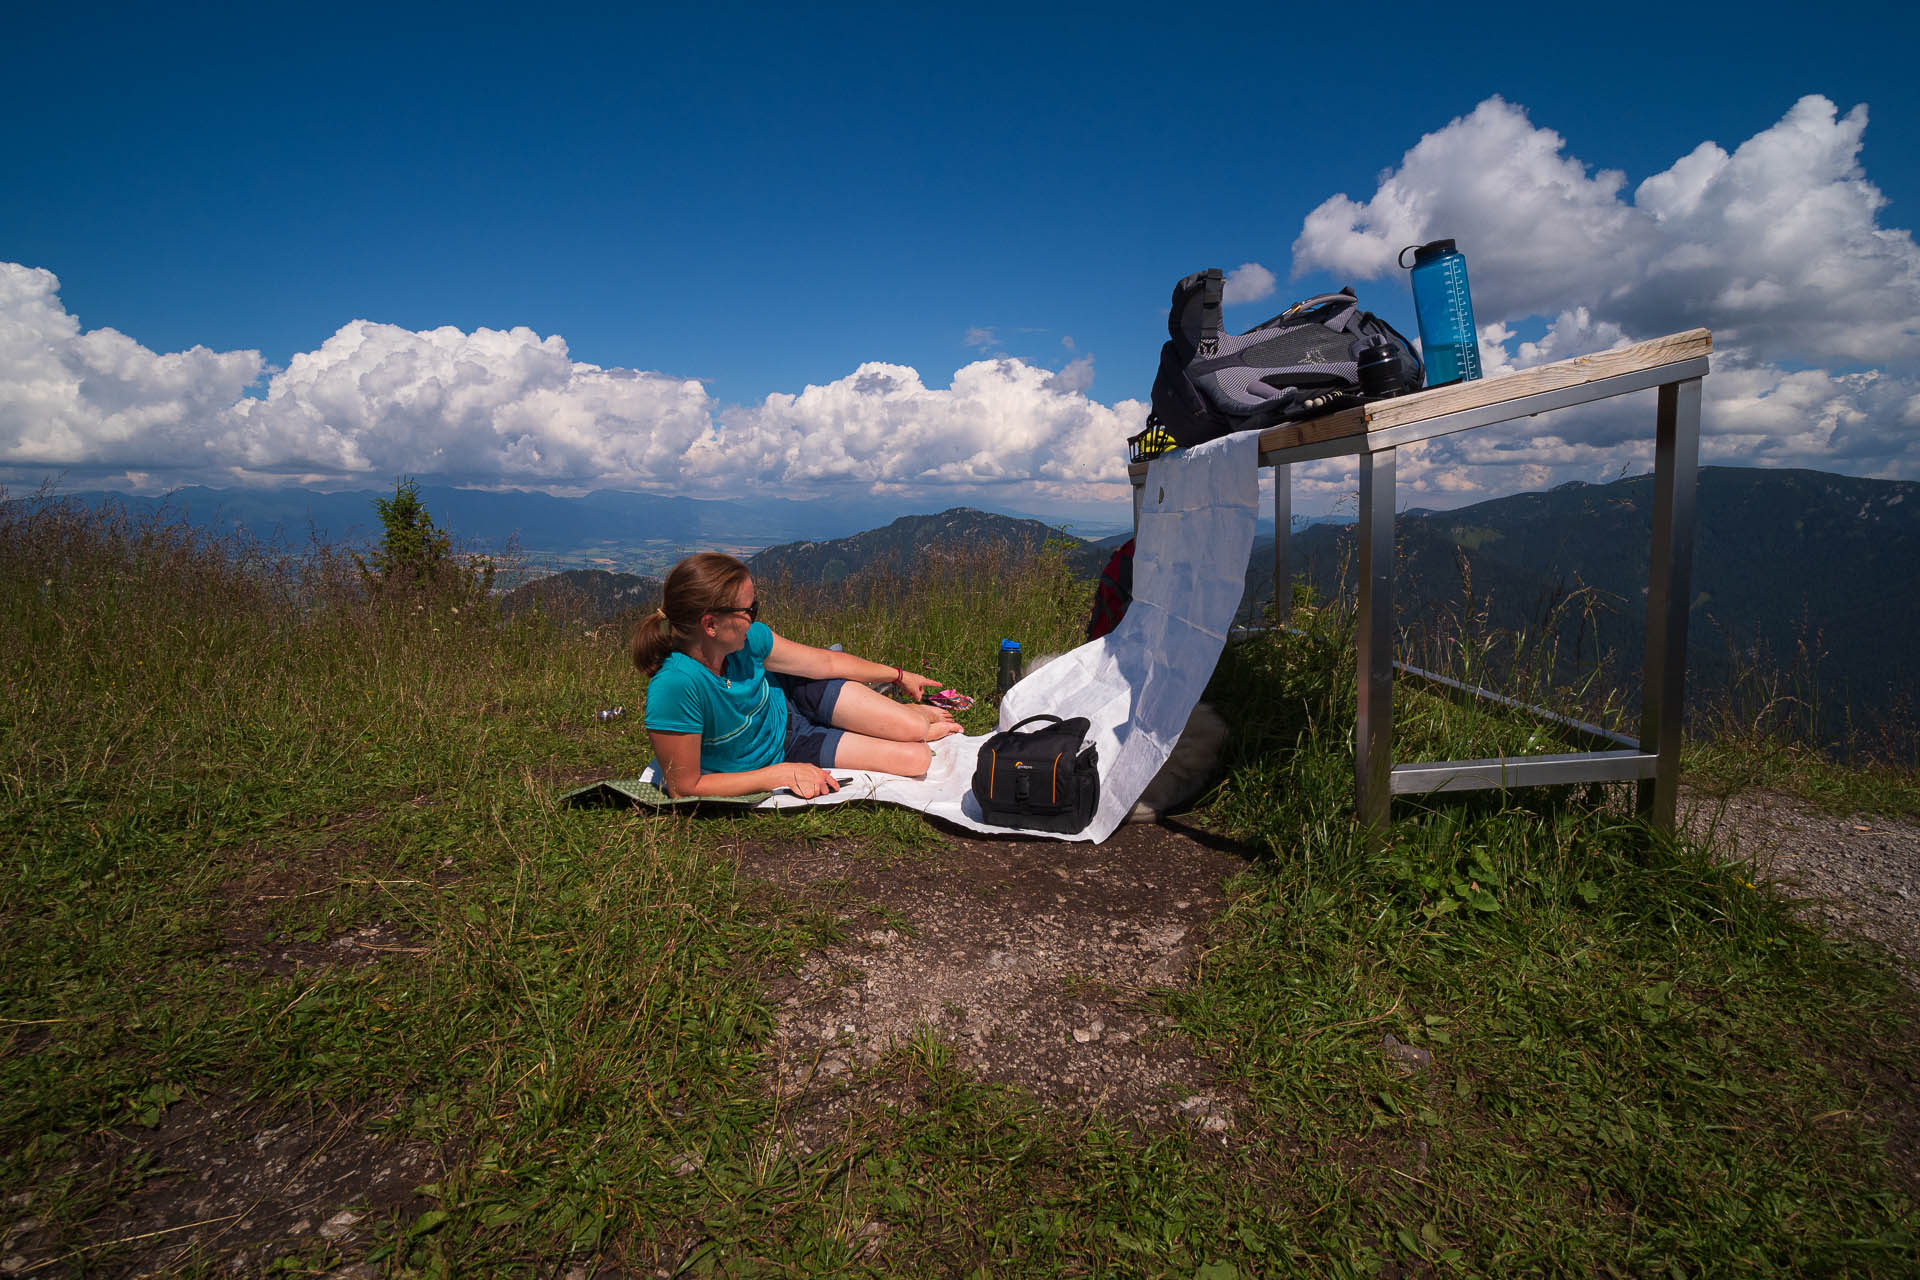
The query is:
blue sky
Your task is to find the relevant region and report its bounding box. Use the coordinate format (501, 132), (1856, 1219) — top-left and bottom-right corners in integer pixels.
(4, 0), (1917, 519)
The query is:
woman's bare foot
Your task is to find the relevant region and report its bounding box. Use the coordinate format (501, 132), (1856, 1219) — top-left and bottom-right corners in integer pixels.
(925, 719), (964, 741)
(915, 705), (956, 727)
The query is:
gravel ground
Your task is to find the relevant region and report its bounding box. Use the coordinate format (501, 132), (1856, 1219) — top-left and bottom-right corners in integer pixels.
(1683, 789), (1920, 985)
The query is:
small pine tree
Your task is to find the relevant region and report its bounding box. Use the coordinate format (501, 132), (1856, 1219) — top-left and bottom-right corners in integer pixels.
(356, 478), (493, 604)
(368, 477), (452, 589)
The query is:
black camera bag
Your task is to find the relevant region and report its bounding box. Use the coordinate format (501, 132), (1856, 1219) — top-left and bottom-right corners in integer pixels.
(971, 714), (1100, 834)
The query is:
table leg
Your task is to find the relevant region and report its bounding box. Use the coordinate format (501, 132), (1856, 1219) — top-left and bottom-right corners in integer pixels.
(1639, 378), (1702, 830)
(1273, 464), (1292, 626)
(1356, 448), (1396, 827)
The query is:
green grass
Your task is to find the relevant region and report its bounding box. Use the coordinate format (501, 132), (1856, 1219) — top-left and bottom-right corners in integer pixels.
(2, 495), (1914, 1276)
(1681, 615), (1920, 819)
(1686, 734), (1920, 820)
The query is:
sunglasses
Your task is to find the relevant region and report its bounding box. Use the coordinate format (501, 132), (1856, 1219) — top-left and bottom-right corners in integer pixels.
(713, 599), (759, 622)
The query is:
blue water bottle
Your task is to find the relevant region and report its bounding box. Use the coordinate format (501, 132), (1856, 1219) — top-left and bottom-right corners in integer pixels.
(1400, 239), (1482, 387)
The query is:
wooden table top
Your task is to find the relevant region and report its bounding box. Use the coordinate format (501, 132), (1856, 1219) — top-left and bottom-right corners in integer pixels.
(1128, 328), (1711, 477)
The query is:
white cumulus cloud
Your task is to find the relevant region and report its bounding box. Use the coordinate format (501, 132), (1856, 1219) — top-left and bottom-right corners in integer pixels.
(0, 263), (1145, 505)
(1291, 94), (1920, 494)
(0, 263), (263, 478)
(219, 320), (719, 488)
(1222, 262), (1277, 306)
(711, 357), (1138, 494)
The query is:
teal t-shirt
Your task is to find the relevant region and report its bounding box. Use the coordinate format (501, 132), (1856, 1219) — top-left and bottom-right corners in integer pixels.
(643, 621), (789, 774)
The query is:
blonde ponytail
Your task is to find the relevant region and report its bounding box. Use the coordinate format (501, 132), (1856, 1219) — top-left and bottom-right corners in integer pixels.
(630, 607), (676, 675)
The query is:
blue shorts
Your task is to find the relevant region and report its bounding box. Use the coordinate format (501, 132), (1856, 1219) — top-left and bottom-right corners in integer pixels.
(770, 674), (848, 767)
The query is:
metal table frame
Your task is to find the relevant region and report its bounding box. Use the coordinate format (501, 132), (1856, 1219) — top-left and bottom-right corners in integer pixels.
(1130, 329), (1711, 831)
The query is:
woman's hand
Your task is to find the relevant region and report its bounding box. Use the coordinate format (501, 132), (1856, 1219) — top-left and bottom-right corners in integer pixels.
(898, 670), (940, 702)
(784, 763), (842, 799)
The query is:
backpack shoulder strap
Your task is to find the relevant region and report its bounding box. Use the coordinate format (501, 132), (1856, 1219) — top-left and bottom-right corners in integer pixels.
(1198, 269), (1223, 357)
(1168, 268), (1226, 358)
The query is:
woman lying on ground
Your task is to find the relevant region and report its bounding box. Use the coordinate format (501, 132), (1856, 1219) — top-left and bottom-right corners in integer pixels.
(633, 552), (963, 799)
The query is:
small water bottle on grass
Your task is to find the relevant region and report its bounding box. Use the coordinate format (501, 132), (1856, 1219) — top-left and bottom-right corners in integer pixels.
(996, 639), (1023, 699)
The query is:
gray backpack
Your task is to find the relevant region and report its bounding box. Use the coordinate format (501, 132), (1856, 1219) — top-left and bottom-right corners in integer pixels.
(1142, 270), (1423, 452)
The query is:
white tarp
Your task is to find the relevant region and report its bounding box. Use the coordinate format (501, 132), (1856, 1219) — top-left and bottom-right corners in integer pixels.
(643, 430), (1261, 842)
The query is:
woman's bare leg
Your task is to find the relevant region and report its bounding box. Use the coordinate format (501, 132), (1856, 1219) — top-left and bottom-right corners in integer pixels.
(821, 683), (962, 775)
(826, 681), (961, 743)
(831, 731), (933, 776)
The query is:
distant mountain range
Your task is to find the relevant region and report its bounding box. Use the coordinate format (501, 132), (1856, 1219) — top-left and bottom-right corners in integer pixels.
(30, 481), (1345, 575)
(34, 466), (1914, 744)
(512, 468), (1914, 747)
(29, 483), (1129, 575)
(41, 483), (923, 562)
(747, 508), (1093, 582)
(498, 508), (1091, 620)
(1247, 467), (1917, 743)
(499, 568), (663, 622)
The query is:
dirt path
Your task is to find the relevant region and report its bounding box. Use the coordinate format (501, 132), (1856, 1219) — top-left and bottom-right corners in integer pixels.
(736, 819), (1256, 1147)
(739, 790), (1920, 1147)
(1682, 789), (1920, 985)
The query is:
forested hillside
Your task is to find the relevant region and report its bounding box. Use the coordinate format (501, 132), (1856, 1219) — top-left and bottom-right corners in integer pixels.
(1246, 467), (1917, 743)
